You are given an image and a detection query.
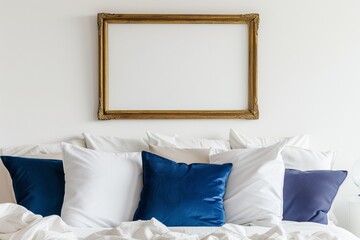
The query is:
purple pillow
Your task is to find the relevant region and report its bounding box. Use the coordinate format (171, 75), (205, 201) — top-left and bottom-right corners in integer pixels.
(283, 169), (347, 224)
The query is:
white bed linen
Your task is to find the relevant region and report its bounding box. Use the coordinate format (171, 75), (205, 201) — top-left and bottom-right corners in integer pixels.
(1, 203), (358, 240)
(72, 223), (359, 240)
(171, 222), (359, 240)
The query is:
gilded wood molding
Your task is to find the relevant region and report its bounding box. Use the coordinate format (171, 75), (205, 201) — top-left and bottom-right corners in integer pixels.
(97, 13), (259, 120)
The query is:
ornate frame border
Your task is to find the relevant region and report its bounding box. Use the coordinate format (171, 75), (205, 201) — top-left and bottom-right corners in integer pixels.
(98, 13), (259, 120)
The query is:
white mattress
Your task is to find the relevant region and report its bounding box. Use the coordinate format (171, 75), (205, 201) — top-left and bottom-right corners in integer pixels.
(70, 221), (359, 239)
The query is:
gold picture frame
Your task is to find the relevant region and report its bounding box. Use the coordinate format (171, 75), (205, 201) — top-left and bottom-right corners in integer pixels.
(98, 13), (259, 120)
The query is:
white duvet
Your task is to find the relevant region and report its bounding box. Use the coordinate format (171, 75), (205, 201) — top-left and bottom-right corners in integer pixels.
(0, 204), (358, 240)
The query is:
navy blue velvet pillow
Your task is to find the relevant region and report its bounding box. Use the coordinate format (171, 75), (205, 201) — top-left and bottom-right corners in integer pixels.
(283, 169), (347, 224)
(1, 156), (64, 216)
(133, 151), (232, 226)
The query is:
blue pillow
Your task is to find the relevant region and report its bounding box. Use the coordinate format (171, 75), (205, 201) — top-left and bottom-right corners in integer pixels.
(133, 151), (232, 226)
(1, 156), (64, 217)
(283, 169), (347, 224)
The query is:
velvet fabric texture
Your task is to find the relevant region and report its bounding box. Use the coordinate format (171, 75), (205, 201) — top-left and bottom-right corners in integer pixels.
(1, 156), (64, 216)
(283, 169), (347, 224)
(133, 151), (232, 226)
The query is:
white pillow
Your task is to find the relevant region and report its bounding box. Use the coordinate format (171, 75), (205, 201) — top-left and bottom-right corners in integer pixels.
(61, 143), (142, 228)
(0, 163), (14, 203)
(149, 145), (210, 164)
(282, 147), (334, 171)
(209, 142), (286, 226)
(147, 131), (230, 149)
(229, 130), (333, 170)
(229, 129), (310, 149)
(230, 131), (337, 224)
(1, 143), (62, 156)
(67, 138), (86, 148)
(83, 133), (149, 152)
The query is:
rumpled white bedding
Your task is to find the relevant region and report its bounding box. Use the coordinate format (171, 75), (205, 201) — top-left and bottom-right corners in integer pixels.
(0, 203), (358, 240)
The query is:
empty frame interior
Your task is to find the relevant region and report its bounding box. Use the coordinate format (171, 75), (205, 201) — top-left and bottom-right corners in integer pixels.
(98, 14), (259, 119)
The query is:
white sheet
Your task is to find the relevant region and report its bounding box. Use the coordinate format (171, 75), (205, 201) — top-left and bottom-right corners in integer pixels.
(0, 203), (358, 240)
(170, 222), (360, 240)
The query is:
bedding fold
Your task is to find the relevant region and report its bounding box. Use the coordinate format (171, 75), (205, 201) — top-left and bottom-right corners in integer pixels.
(0, 203), (358, 240)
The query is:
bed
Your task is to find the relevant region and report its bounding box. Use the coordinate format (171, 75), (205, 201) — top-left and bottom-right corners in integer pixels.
(0, 130), (358, 240)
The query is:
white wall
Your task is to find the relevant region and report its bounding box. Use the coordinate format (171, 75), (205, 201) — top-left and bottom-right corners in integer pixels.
(1, 0), (360, 229)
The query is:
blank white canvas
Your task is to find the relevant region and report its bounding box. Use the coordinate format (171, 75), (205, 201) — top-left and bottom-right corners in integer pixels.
(108, 24), (249, 110)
